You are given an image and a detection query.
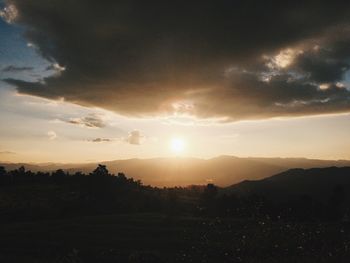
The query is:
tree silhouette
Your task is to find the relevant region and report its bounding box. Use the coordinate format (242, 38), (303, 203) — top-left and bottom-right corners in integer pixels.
(200, 184), (218, 215)
(91, 164), (110, 176)
(18, 166), (25, 175)
(0, 166), (7, 185)
(52, 169), (67, 178)
(202, 183), (218, 200)
(0, 166), (6, 177)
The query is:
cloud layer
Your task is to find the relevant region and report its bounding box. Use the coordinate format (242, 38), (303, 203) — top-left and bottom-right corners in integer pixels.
(87, 130), (144, 145)
(66, 114), (106, 128)
(0, 151), (16, 155)
(89, 138), (112, 143)
(2, 65), (33, 72)
(2, 0), (350, 120)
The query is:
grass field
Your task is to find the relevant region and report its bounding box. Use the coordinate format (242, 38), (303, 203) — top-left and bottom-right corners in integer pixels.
(0, 213), (349, 262)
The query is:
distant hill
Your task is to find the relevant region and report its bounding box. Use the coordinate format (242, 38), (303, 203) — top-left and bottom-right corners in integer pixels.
(2, 156), (350, 187)
(226, 166), (350, 202)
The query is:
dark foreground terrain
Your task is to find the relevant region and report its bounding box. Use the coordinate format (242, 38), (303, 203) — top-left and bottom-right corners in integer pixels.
(1, 214), (350, 263)
(0, 165), (349, 262)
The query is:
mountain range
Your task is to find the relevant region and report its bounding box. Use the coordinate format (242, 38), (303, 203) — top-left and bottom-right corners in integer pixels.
(226, 166), (350, 202)
(1, 156), (350, 187)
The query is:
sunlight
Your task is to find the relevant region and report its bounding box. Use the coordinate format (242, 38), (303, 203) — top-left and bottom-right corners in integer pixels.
(170, 137), (186, 154)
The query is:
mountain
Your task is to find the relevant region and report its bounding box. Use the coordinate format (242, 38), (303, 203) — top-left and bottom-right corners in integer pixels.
(227, 166), (350, 202)
(1, 156), (350, 187)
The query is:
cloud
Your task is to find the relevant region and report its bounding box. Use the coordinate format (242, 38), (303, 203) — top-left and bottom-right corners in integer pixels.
(46, 63), (66, 72)
(126, 130), (144, 145)
(67, 113), (105, 128)
(47, 130), (57, 140)
(86, 131), (145, 144)
(89, 138), (112, 143)
(45, 63), (66, 76)
(188, 68), (350, 121)
(3, 1), (350, 121)
(0, 151), (16, 155)
(0, 4), (18, 23)
(2, 65), (33, 72)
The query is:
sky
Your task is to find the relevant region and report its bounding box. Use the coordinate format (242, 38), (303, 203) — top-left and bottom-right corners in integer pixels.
(1, 0), (350, 163)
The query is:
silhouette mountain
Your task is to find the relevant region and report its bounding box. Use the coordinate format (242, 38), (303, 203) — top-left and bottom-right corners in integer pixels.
(1, 156), (350, 186)
(226, 166), (350, 202)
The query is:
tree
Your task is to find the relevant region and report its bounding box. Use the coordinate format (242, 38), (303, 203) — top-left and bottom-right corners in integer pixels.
(51, 169), (67, 183)
(0, 166), (7, 185)
(202, 183), (218, 200)
(18, 166), (25, 175)
(200, 184), (218, 215)
(52, 169), (67, 178)
(91, 164), (110, 176)
(73, 171), (84, 177)
(0, 166), (6, 177)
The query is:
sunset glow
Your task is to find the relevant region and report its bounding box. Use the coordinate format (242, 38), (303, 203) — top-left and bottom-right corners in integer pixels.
(0, 0), (349, 163)
(170, 137), (186, 154)
(1, 2), (350, 260)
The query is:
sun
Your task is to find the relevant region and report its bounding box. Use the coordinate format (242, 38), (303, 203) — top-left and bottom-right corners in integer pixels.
(170, 137), (186, 154)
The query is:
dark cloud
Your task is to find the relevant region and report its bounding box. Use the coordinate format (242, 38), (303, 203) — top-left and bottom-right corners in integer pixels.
(2, 0), (350, 120)
(189, 72), (350, 121)
(289, 35), (350, 84)
(2, 65), (33, 72)
(66, 114), (105, 128)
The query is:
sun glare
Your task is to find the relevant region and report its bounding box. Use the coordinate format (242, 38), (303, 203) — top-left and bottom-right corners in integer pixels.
(170, 137), (185, 154)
